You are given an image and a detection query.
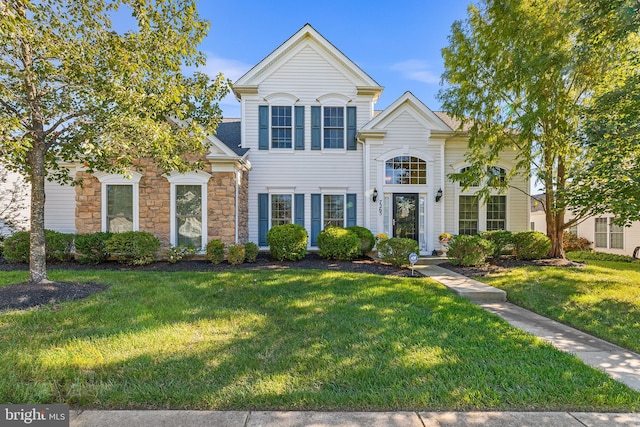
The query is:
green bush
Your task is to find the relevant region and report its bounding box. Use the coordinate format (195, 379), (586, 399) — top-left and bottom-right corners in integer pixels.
(45, 230), (74, 262)
(567, 251), (639, 263)
(74, 232), (113, 264)
(266, 223), (308, 261)
(205, 239), (225, 264)
(513, 231), (551, 260)
(346, 226), (375, 256)
(227, 244), (246, 265)
(479, 230), (513, 258)
(377, 237), (419, 267)
(3, 230), (74, 263)
(447, 235), (495, 267)
(3, 231), (30, 262)
(318, 226), (361, 261)
(106, 231), (160, 266)
(563, 232), (591, 252)
(244, 242), (259, 263)
(164, 244), (198, 264)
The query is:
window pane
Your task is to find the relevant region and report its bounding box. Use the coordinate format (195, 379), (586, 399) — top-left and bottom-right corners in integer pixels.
(460, 166), (481, 187)
(271, 106), (292, 148)
(458, 195), (478, 235)
(385, 156), (427, 185)
(594, 218), (607, 248)
(323, 107), (344, 149)
(324, 194), (344, 228)
(271, 194), (292, 227)
(176, 185), (202, 248)
(487, 195), (506, 231)
(107, 185), (133, 233)
(610, 221), (624, 249)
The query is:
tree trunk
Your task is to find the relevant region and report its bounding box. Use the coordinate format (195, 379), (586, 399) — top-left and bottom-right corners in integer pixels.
(28, 144), (48, 284)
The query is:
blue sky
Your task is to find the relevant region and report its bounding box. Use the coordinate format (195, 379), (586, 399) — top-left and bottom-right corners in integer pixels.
(194, 1), (473, 118)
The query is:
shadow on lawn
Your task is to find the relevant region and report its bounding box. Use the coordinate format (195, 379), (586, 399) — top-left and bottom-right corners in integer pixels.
(1, 269), (638, 410)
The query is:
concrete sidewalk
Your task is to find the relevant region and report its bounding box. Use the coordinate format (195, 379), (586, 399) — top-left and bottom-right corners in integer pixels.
(69, 409), (640, 426)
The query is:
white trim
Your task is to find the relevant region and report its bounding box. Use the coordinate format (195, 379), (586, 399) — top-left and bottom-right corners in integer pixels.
(268, 192), (294, 228)
(317, 93), (352, 105)
(321, 193), (347, 229)
(94, 171), (142, 233)
(165, 171), (211, 249)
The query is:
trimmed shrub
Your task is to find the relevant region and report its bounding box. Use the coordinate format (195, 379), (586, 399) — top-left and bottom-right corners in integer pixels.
(318, 226), (361, 261)
(74, 232), (113, 264)
(244, 242), (259, 263)
(3, 230), (74, 263)
(479, 230), (513, 258)
(563, 232), (591, 252)
(447, 234), (495, 267)
(205, 239), (225, 264)
(346, 226), (375, 256)
(377, 237), (419, 267)
(266, 223), (308, 261)
(45, 230), (74, 262)
(164, 244), (198, 264)
(227, 244), (246, 265)
(3, 230), (30, 263)
(513, 231), (551, 260)
(106, 231), (160, 266)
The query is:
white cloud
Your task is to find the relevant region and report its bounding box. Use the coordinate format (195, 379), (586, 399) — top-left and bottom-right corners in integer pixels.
(198, 52), (252, 82)
(391, 60), (440, 84)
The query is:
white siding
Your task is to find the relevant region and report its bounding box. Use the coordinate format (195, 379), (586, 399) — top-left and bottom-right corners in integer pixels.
(244, 44), (373, 246)
(444, 138), (530, 235)
(44, 180), (76, 233)
(0, 168), (30, 234)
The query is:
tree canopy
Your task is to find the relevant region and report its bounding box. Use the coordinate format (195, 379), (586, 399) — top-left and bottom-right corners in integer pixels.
(0, 0), (229, 282)
(438, 0), (639, 257)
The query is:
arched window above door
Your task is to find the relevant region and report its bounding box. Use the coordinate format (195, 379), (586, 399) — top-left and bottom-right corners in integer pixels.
(385, 156), (427, 185)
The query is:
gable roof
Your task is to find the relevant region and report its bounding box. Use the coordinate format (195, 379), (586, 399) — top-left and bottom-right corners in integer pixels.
(359, 91), (454, 134)
(233, 24), (383, 100)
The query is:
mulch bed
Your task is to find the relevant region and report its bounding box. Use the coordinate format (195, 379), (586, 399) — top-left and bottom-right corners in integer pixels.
(0, 253), (583, 312)
(0, 253), (414, 312)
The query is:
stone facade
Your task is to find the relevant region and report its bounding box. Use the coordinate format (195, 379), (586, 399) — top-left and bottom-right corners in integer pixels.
(75, 158), (248, 250)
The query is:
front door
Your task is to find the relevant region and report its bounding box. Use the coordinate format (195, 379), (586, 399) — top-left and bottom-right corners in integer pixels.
(393, 193), (419, 242)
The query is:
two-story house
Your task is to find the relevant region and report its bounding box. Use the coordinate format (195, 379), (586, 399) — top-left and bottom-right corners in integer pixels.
(37, 24), (530, 254)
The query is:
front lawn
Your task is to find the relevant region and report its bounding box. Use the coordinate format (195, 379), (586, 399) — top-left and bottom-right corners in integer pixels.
(1, 269), (638, 410)
(478, 258), (640, 354)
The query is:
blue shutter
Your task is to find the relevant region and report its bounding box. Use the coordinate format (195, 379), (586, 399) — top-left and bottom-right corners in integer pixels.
(347, 106), (357, 150)
(346, 193), (357, 227)
(311, 106), (321, 150)
(294, 194), (305, 226)
(295, 106), (305, 150)
(258, 193), (268, 246)
(311, 194), (321, 246)
(259, 105), (268, 150)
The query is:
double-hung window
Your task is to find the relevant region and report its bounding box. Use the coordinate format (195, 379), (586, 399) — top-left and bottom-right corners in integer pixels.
(458, 195), (479, 235)
(610, 222), (624, 249)
(594, 218), (608, 248)
(323, 107), (344, 149)
(595, 217), (624, 249)
(106, 185), (134, 232)
(95, 171), (142, 233)
(486, 195), (506, 231)
(323, 194), (345, 227)
(271, 106), (292, 149)
(271, 194), (292, 227)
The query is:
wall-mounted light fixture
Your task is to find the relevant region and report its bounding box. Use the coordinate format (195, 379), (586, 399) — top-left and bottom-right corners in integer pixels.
(372, 188), (378, 203)
(435, 188), (443, 203)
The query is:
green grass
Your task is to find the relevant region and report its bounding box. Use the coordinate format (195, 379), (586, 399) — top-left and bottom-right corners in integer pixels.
(1, 269), (639, 411)
(478, 258), (640, 354)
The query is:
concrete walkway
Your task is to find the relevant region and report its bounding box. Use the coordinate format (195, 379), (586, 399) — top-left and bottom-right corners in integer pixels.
(414, 262), (640, 392)
(68, 261), (640, 426)
(69, 409), (640, 426)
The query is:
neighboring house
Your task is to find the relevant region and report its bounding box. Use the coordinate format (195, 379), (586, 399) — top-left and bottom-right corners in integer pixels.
(17, 24), (531, 254)
(531, 196), (640, 257)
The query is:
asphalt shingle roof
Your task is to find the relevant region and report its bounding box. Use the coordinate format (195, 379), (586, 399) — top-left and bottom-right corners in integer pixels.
(215, 120), (247, 156)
